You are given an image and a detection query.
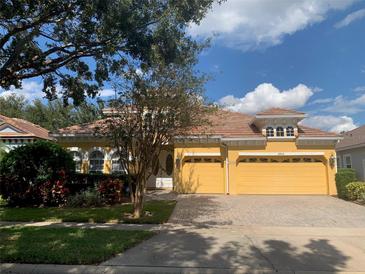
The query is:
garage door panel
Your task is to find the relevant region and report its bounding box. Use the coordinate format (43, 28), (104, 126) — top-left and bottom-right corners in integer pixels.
(235, 160), (327, 194)
(182, 162), (224, 194)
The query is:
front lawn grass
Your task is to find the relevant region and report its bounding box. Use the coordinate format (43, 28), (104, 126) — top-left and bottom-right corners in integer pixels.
(0, 200), (176, 224)
(0, 226), (154, 264)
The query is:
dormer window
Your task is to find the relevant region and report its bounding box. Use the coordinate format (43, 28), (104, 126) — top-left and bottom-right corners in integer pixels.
(286, 126), (294, 137)
(266, 127), (274, 137)
(276, 127), (284, 137)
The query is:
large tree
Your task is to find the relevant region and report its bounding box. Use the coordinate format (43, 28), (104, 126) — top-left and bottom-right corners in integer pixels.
(0, 0), (218, 104)
(0, 94), (103, 131)
(104, 58), (214, 218)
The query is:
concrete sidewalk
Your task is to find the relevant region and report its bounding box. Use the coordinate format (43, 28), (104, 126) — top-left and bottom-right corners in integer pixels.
(2, 220), (365, 235)
(0, 221), (161, 231)
(101, 226), (365, 273)
(2, 263), (364, 274)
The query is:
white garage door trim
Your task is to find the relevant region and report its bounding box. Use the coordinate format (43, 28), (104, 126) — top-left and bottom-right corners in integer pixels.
(239, 152), (324, 156)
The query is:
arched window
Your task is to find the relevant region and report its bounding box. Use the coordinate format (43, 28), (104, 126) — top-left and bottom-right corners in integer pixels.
(276, 127), (284, 137)
(111, 152), (123, 173)
(70, 151), (82, 172)
(286, 126), (294, 137)
(266, 127), (274, 137)
(166, 154), (173, 176)
(89, 150), (104, 173)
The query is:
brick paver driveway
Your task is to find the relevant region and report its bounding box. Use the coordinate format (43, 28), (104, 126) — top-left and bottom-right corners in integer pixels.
(104, 195), (365, 273)
(169, 194), (365, 227)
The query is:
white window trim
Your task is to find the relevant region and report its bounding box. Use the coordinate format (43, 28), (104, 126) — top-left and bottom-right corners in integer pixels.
(266, 125), (297, 138)
(70, 151), (82, 172)
(266, 127), (275, 137)
(110, 151), (122, 173)
(286, 126), (295, 137)
(276, 126), (285, 137)
(89, 149), (105, 173)
(343, 154), (352, 169)
(87, 147), (107, 160)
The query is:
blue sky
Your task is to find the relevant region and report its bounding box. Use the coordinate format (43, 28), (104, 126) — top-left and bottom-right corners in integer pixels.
(1, 0), (365, 132)
(190, 0), (365, 132)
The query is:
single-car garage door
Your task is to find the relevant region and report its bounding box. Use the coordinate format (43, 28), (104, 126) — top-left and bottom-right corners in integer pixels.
(235, 157), (328, 194)
(181, 157), (225, 193)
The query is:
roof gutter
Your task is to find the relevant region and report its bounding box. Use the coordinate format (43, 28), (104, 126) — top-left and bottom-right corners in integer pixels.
(297, 136), (343, 140)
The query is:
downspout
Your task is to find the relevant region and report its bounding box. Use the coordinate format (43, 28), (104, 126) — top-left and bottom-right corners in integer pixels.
(222, 143), (230, 195)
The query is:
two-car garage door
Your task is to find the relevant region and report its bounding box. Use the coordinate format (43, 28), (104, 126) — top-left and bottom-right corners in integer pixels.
(235, 157), (328, 194)
(181, 156), (328, 194)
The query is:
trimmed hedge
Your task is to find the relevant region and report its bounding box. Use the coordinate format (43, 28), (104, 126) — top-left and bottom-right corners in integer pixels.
(345, 182), (365, 201)
(335, 168), (357, 199)
(66, 173), (133, 195)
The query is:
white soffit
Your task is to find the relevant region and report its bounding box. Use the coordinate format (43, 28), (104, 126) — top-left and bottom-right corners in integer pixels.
(184, 152), (221, 157)
(238, 152), (325, 156)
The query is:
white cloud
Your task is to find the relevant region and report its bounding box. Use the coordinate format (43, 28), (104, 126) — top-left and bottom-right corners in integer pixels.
(98, 88), (116, 98)
(334, 8), (365, 28)
(323, 94), (365, 114)
(354, 85), (365, 92)
(218, 83), (313, 114)
(189, 0), (357, 50)
(0, 80), (44, 101)
(0, 80), (116, 100)
(310, 98), (334, 105)
(301, 115), (357, 133)
(312, 87), (324, 93)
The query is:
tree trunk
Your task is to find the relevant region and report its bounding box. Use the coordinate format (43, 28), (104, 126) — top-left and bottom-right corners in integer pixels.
(129, 180), (134, 204)
(132, 187), (144, 218)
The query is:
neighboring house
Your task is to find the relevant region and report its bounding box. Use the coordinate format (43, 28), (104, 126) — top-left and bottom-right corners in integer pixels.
(336, 125), (365, 181)
(0, 114), (52, 152)
(52, 108), (341, 195)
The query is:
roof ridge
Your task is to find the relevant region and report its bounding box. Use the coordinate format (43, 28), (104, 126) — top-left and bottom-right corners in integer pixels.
(256, 107), (305, 115)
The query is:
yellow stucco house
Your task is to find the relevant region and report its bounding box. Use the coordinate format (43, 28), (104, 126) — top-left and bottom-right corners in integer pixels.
(52, 108), (341, 195)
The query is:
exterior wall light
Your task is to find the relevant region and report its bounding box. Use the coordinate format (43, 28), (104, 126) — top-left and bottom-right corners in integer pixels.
(329, 155), (336, 168)
(175, 158), (181, 169)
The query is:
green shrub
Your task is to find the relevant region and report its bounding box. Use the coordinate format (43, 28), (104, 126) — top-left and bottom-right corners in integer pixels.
(67, 173), (133, 199)
(0, 141), (75, 206)
(345, 182), (365, 201)
(335, 168), (357, 199)
(66, 188), (104, 207)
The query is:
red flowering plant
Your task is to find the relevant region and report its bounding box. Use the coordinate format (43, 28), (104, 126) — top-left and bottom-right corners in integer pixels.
(38, 170), (70, 206)
(98, 178), (123, 204)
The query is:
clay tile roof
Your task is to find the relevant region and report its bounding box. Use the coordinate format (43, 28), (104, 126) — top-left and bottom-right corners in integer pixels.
(256, 108), (305, 116)
(0, 114), (52, 140)
(188, 109), (261, 138)
(336, 125), (365, 150)
(297, 125), (338, 137)
(54, 109), (338, 139)
(53, 119), (108, 135)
